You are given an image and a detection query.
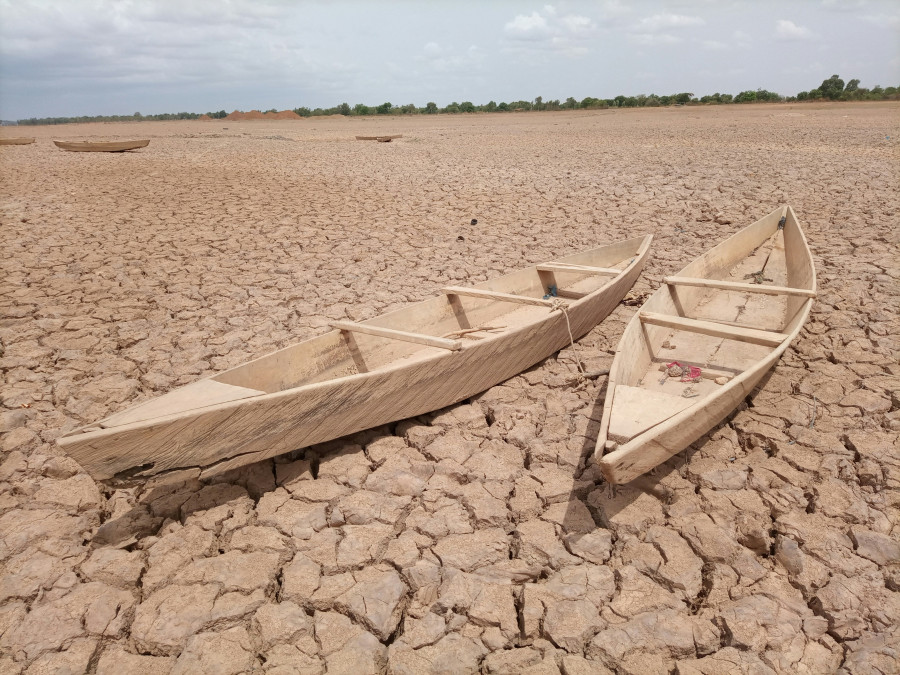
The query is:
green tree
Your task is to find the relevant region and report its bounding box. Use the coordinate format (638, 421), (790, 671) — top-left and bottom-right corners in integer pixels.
(819, 74), (845, 100)
(353, 103), (370, 115)
(497, 102), (509, 111)
(674, 92), (693, 104)
(734, 90), (757, 103)
(482, 101), (497, 112)
(459, 101), (475, 112)
(376, 102), (392, 114)
(424, 102), (438, 114)
(337, 102), (351, 115)
(564, 97), (577, 109)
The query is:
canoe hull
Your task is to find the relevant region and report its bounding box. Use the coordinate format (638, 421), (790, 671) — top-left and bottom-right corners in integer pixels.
(59, 236), (651, 483)
(53, 140), (150, 152)
(596, 206), (815, 484)
(0, 138), (35, 145)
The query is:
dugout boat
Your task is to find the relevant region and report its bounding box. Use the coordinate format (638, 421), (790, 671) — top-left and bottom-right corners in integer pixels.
(59, 234), (652, 484)
(53, 139), (150, 152)
(0, 138), (35, 145)
(595, 206), (816, 484)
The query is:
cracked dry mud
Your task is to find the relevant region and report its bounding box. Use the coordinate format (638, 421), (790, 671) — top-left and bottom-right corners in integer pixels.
(0, 103), (897, 674)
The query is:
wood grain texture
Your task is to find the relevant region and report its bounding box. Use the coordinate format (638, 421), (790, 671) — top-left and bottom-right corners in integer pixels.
(663, 276), (816, 298)
(53, 140), (150, 152)
(59, 235), (652, 483)
(639, 312), (789, 347)
(596, 206), (815, 484)
(330, 321), (462, 351)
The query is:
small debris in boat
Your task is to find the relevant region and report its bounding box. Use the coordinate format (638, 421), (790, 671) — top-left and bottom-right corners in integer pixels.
(715, 376), (729, 385)
(682, 386), (700, 398)
(667, 364), (684, 378)
(471, 218), (478, 225)
(661, 340), (676, 349)
(743, 270), (773, 284)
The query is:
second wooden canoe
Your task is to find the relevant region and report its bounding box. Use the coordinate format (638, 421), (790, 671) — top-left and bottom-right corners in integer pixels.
(595, 206), (815, 484)
(53, 139), (150, 152)
(59, 234), (652, 484)
(355, 135), (402, 142)
(0, 138), (35, 145)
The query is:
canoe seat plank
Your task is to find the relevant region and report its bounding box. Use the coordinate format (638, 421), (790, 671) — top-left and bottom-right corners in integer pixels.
(100, 380), (265, 428)
(331, 321), (461, 351)
(556, 289), (587, 300)
(664, 276), (815, 298)
(608, 385), (696, 443)
(442, 286), (560, 308)
(640, 312), (788, 347)
(537, 263), (622, 275)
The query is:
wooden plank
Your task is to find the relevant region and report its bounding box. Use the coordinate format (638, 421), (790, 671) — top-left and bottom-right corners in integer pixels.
(556, 289), (586, 300)
(536, 263), (622, 275)
(664, 276), (816, 298)
(330, 321), (461, 351)
(640, 312), (788, 347)
(442, 286), (560, 308)
(608, 385), (696, 443)
(100, 380), (266, 428)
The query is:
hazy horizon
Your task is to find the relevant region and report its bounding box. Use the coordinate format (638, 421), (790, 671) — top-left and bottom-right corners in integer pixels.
(1, 0), (898, 120)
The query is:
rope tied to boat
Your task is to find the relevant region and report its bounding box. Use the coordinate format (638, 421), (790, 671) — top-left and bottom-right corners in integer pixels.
(548, 298), (587, 380)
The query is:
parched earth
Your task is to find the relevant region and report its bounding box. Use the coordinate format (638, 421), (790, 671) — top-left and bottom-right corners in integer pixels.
(0, 103), (897, 674)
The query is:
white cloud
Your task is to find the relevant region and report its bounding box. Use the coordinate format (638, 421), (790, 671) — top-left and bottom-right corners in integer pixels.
(416, 42), (483, 75)
(775, 19), (813, 40)
(635, 13), (705, 32)
(502, 6), (596, 56)
(504, 12), (550, 39)
(627, 33), (683, 46)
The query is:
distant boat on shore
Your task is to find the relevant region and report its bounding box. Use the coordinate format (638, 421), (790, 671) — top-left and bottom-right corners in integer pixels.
(355, 135), (403, 142)
(0, 137), (35, 145)
(53, 139), (150, 152)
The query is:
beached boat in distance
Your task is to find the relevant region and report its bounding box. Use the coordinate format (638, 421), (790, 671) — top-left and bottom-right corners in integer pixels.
(355, 135), (402, 142)
(0, 138), (35, 145)
(596, 206), (815, 484)
(53, 139), (150, 152)
(59, 235), (652, 485)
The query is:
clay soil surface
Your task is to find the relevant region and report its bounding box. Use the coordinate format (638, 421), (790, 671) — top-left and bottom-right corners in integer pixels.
(1, 103), (898, 673)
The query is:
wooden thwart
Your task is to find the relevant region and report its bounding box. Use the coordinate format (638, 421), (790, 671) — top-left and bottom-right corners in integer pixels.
(330, 321), (461, 351)
(442, 286), (560, 308)
(640, 312), (788, 347)
(665, 276), (816, 298)
(536, 263), (622, 276)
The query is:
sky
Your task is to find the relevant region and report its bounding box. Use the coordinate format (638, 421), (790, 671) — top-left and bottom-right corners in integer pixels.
(1, 0), (898, 120)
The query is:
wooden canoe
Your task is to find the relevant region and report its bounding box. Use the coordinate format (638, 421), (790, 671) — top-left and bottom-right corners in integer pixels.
(595, 206), (815, 484)
(58, 235), (652, 484)
(53, 139), (150, 152)
(0, 138), (35, 145)
(355, 135), (402, 142)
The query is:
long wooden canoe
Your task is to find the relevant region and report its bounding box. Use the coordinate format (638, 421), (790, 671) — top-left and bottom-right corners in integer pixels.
(595, 206), (815, 484)
(0, 138), (35, 145)
(53, 139), (150, 152)
(59, 235), (652, 484)
(355, 135), (402, 142)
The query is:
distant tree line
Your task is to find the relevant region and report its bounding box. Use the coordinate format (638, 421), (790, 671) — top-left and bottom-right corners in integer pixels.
(15, 75), (898, 125)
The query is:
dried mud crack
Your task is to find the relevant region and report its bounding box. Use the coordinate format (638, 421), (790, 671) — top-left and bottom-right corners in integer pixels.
(0, 105), (898, 673)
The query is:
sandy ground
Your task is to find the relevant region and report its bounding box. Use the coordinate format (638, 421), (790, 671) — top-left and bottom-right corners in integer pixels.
(0, 103), (898, 674)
